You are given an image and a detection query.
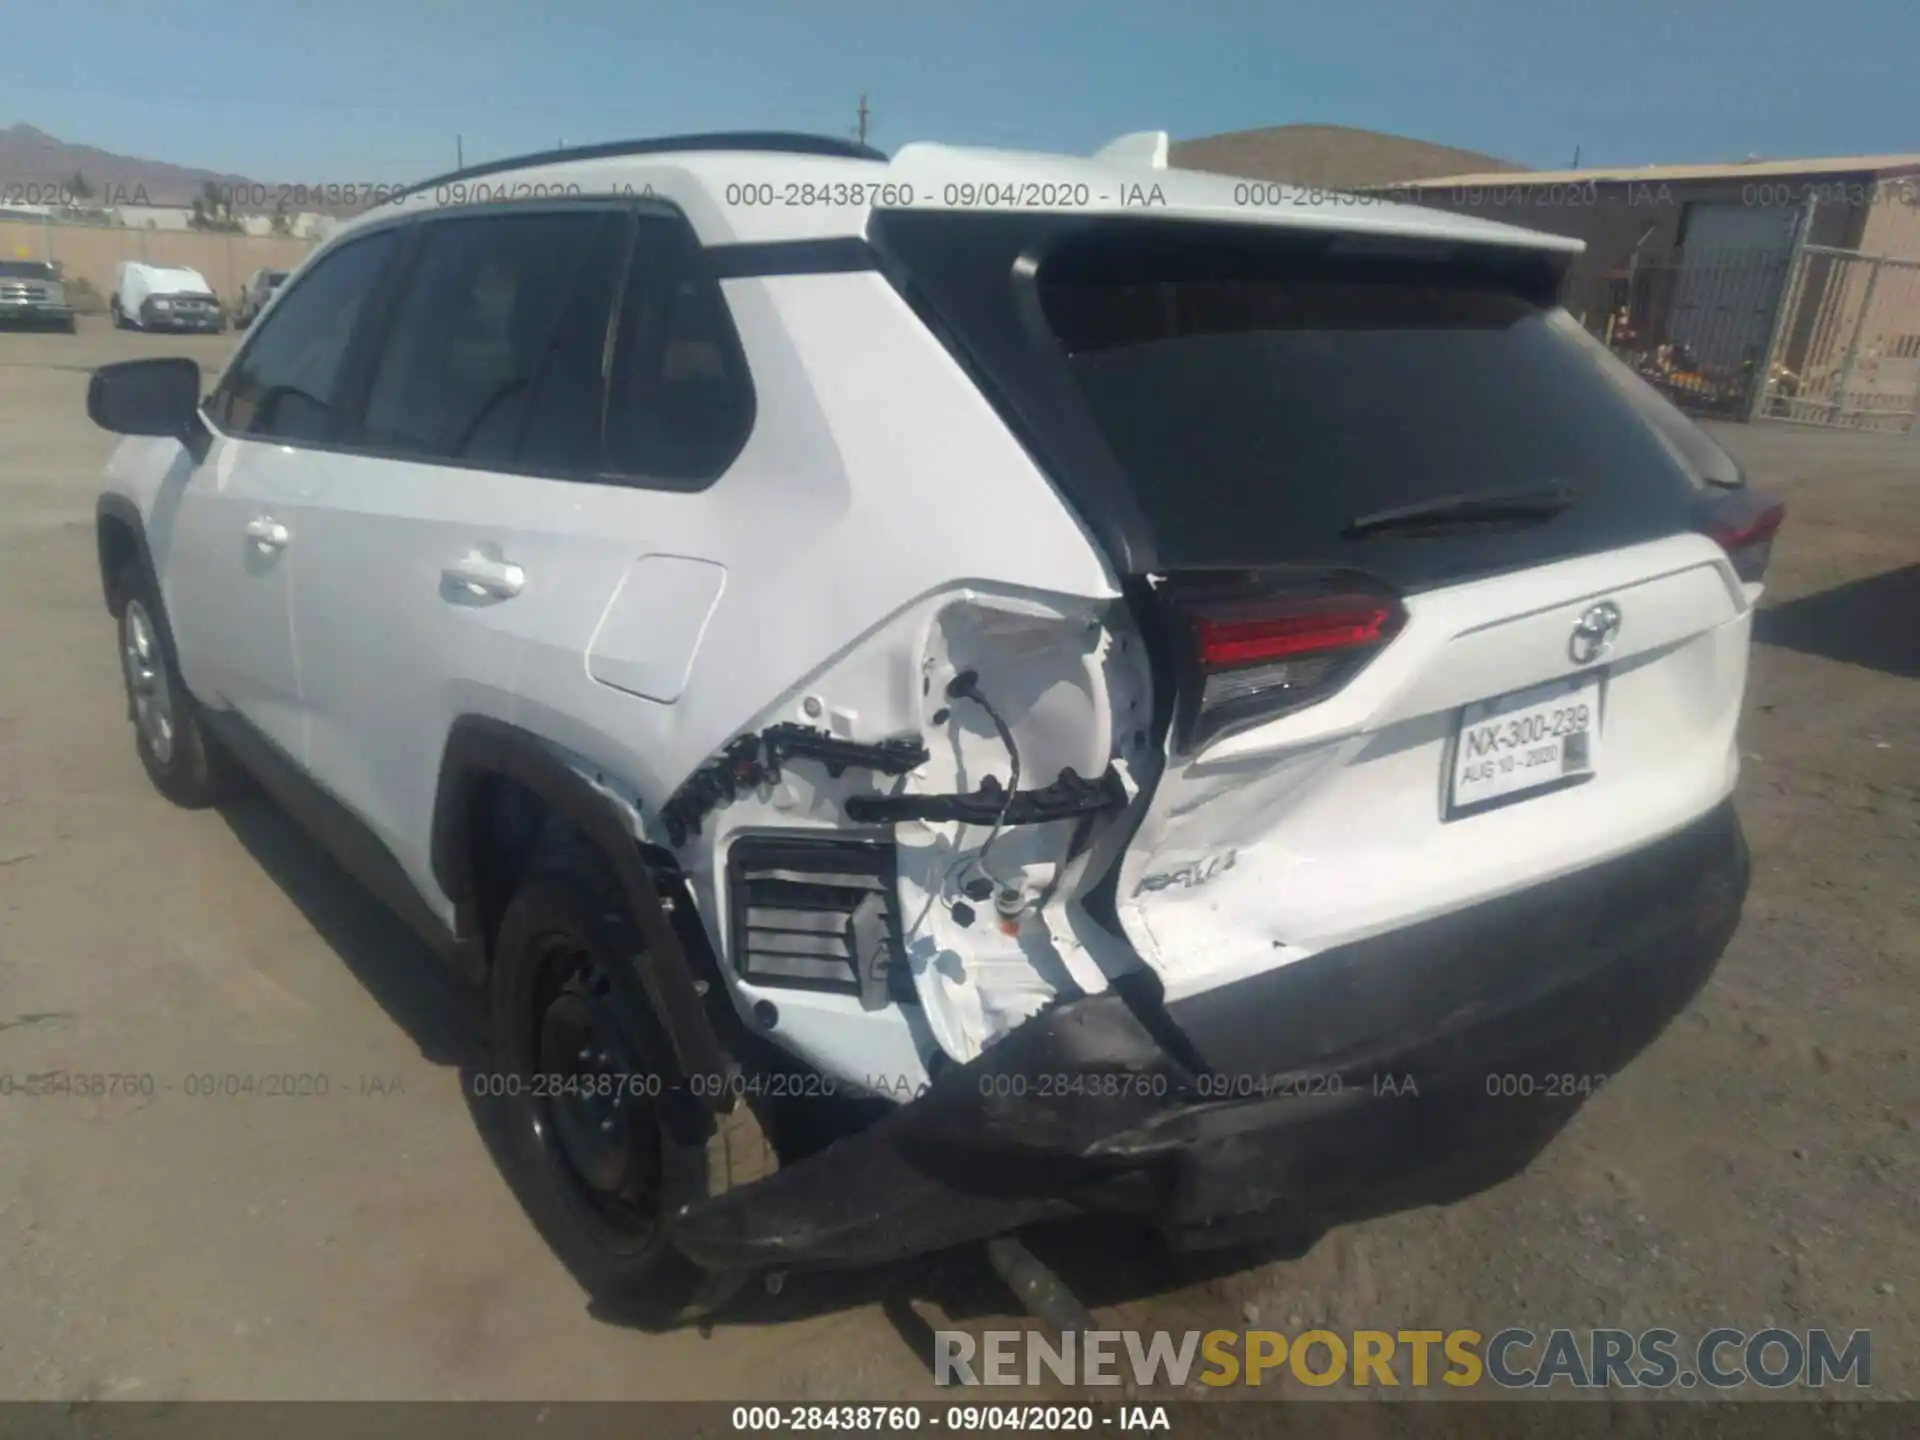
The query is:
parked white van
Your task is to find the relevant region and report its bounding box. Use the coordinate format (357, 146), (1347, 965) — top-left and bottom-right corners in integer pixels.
(111, 262), (225, 333)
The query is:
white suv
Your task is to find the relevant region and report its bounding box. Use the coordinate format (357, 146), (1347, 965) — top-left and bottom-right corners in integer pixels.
(87, 130), (1776, 1322)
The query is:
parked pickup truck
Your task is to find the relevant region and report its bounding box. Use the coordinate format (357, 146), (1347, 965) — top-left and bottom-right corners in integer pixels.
(0, 259), (76, 332)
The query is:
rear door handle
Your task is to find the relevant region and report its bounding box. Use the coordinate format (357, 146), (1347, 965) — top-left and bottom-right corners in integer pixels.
(442, 553), (526, 600)
(244, 516), (289, 552)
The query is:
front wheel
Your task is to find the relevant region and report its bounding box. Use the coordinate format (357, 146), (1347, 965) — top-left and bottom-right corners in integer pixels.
(485, 870), (775, 1323)
(114, 563), (239, 808)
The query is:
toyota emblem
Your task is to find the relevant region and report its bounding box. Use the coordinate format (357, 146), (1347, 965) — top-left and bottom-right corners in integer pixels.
(1570, 601), (1622, 666)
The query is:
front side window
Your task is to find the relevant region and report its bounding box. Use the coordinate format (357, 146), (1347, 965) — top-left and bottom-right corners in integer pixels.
(217, 230), (399, 442)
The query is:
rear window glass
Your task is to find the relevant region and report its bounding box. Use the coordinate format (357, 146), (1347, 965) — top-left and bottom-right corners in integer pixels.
(1037, 234), (1703, 581)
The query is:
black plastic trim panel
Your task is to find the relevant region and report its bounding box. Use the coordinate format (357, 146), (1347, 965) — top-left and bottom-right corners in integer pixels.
(707, 238), (879, 279)
(430, 716), (734, 1090)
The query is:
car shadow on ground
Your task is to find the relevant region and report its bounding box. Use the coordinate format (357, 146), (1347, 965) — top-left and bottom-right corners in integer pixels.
(698, 1217), (1313, 1338)
(1754, 562), (1919, 679)
(217, 793), (484, 1067)
(214, 790), (1306, 1371)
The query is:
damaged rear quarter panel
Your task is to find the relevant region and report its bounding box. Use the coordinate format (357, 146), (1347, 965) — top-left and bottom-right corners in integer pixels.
(515, 269), (1140, 1088)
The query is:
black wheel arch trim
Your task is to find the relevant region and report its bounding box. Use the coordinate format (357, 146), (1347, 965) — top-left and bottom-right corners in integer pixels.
(431, 715), (734, 1096)
(95, 493), (155, 617)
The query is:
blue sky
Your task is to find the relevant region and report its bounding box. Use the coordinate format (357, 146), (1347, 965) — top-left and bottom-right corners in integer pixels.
(5, 0), (1915, 182)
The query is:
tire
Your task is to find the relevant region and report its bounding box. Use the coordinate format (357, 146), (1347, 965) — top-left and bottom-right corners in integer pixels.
(114, 562), (240, 808)
(486, 868), (775, 1323)
(61, 316), (76, 334)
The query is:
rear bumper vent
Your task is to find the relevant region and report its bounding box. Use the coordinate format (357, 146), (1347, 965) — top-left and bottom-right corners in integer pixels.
(725, 832), (910, 1011)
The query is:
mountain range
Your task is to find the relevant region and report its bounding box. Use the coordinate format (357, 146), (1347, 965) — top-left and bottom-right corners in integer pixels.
(0, 123), (267, 208)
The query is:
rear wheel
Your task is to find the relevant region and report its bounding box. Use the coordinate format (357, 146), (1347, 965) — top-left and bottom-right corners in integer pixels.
(486, 869), (774, 1323)
(114, 562), (239, 808)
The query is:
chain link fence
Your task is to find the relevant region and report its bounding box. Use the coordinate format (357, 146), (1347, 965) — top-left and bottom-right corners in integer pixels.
(1592, 240), (1920, 434)
(1758, 246), (1920, 432)
(1595, 246), (1795, 421)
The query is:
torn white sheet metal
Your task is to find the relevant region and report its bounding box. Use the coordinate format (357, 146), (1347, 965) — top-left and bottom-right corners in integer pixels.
(893, 592), (1150, 1063)
(682, 584), (1149, 1083)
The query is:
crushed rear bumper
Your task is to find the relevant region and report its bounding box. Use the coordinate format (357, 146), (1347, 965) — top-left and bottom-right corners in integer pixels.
(667, 800), (1748, 1273)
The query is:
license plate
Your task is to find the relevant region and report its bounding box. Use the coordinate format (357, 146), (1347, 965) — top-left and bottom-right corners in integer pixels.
(1450, 672), (1601, 812)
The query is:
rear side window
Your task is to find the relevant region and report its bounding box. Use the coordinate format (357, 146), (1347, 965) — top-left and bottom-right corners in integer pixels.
(217, 229), (398, 442)
(360, 210), (628, 470)
(1039, 234), (1703, 585)
(603, 218), (754, 487)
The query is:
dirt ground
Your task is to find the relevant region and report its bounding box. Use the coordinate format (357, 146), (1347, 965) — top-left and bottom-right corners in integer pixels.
(0, 318), (1914, 1406)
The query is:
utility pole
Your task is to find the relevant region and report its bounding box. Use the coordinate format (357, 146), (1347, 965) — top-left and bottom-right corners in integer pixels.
(856, 93), (870, 145)
(456, 134), (465, 169)
(1572, 144), (1581, 170)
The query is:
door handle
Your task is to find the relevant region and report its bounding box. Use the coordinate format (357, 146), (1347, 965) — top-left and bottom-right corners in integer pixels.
(244, 516), (289, 552)
(442, 553), (526, 600)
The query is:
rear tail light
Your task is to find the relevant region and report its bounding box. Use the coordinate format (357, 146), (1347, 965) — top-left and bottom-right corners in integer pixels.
(1697, 486), (1785, 585)
(1165, 575), (1406, 751)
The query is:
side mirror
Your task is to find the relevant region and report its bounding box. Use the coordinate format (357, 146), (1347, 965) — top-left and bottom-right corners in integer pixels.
(87, 358), (203, 437)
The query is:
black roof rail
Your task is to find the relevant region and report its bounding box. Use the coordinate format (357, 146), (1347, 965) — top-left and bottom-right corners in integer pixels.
(395, 132), (887, 201)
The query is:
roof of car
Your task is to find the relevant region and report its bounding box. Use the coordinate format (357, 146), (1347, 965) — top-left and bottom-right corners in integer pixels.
(396, 132), (887, 198)
(124, 263), (212, 284)
(342, 130), (1584, 257)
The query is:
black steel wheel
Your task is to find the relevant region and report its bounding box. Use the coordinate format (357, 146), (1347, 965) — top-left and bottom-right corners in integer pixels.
(485, 869), (774, 1322)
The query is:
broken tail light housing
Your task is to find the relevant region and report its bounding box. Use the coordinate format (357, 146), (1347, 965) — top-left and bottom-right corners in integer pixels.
(1697, 485), (1785, 585)
(1164, 573), (1406, 752)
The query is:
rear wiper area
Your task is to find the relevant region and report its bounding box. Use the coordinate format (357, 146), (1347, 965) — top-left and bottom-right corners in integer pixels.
(1344, 481), (1577, 538)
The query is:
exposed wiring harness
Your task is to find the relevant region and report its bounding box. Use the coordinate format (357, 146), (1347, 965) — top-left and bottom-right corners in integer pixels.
(947, 669), (1020, 884)
(903, 668), (1023, 940)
